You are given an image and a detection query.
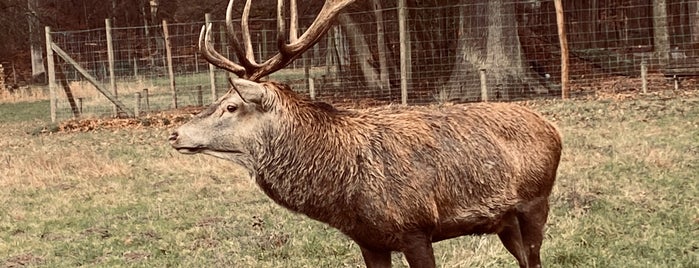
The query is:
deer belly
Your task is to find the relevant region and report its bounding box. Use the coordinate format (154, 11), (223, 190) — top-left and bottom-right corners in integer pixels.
(432, 211), (509, 242)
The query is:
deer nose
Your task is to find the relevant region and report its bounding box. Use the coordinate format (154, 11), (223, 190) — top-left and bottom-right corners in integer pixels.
(168, 131), (179, 142)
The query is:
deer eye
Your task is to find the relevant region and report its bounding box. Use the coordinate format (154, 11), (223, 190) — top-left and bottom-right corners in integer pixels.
(226, 105), (238, 113)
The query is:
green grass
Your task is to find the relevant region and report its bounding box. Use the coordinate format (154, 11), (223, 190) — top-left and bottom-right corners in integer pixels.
(1, 93), (698, 267)
(0, 100), (50, 124)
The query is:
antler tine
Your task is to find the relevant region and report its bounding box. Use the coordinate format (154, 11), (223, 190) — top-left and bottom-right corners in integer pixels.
(277, 0), (298, 44)
(276, 0), (287, 55)
(248, 0), (355, 80)
(198, 24), (246, 77)
(203, 0), (355, 81)
(281, 0), (356, 54)
(225, 0), (259, 72)
(289, 0), (298, 43)
(239, 0), (258, 67)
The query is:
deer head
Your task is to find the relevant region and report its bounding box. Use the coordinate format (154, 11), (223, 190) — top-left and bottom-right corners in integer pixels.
(170, 0), (356, 163)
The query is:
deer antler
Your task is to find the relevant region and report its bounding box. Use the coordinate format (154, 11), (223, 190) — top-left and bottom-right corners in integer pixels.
(199, 0), (356, 81)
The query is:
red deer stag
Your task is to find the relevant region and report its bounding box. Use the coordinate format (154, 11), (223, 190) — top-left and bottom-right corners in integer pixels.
(169, 0), (562, 267)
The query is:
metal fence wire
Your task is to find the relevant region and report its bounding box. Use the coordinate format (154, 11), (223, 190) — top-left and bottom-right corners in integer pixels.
(48, 1), (699, 121)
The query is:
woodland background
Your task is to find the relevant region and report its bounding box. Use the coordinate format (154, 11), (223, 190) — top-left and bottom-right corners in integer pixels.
(1, 0), (699, 115)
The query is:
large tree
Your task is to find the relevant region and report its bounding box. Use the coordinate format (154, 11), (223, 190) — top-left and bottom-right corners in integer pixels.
(443, 0), (550, 101)
(0, 0), (31, 83)
(334, 0), (553, 102)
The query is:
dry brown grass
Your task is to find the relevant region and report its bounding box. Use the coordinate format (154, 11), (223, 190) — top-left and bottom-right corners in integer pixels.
(1, 91), (698, 267)
(0, 85), (49, 103)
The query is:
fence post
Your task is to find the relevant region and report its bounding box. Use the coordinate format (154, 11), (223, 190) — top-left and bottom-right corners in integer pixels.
(304, 57), (310, 92)
(326, 29), (340, 87)
(641, 61), (648, 94)
(480, 69), (488, 102)
(309, 78), (316, 100)
(106, 18), (118, 115)
(205, 13), (217, 102)
(196, 85), (203, 106)
(554, 0), (569, 99)
(673, 75), (679, 90)
(134, 92), (141, 117)
(257, 32), (263, 63)
(313, 38), (320, 66)
(133, 57), (138, 78)
(262, 29), (268, 60)
(194, 53), (199, 73)
(142, 88), (150, 113)
(45, 26), (57, 123)
(325, 31), (332, 76)
(163, 20), (177, 109)
(398, 0), (411, 105)
(78, 97), (83, 115)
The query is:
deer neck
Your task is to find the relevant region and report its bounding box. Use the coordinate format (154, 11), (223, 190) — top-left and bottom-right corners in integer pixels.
(251, 104), (363, 223)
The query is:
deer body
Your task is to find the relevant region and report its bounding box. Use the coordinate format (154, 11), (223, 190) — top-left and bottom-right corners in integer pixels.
(170, 1), (561, 266)
(171, 81), (561, 268)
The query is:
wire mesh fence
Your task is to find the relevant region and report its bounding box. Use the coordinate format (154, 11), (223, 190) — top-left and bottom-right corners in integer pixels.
(47, 0), (699, 122)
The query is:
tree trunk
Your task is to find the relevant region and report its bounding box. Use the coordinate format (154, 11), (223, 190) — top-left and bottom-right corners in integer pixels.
(111, 0), (118, 24)
(441, 0), (548, 102)
(653, 0), (670, 66)
(338, 14), (382, 94)
(485, 0), (547, 99)
(689, 1), (699, 44)
(372, 0), (391, 95)
(441, 2), (486, 102)
(28, 0), (46, 83)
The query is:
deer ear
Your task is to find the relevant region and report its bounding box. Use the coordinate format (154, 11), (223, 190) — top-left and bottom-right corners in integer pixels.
(229, 78), (266, 105)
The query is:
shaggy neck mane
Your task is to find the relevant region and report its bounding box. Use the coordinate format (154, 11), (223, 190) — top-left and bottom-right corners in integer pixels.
(253, 82), (365, 224)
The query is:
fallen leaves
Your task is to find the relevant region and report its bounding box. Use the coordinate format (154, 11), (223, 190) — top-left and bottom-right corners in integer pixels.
(57, 106), (203, 133)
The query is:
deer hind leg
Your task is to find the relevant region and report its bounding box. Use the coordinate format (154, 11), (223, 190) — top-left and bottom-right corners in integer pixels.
(360, 246), (391, 268)
(515, 197), (550, 268)
(497, 211), (529, 268)
(401, 232), (436, 268)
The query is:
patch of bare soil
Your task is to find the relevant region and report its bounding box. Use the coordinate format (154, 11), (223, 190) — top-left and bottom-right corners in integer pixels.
(1, 253), (44, 268)
(122, 251), (150, 262)
(57, 106), (203, 133)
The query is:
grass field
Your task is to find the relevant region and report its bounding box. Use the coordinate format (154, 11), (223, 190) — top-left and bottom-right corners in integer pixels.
(0, 91), (697, 267)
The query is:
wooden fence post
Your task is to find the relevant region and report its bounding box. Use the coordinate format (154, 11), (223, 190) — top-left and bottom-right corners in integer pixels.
(313, 37), (320, 66)
(133, 57), (138, 78)
(398, 0), (411, 105)
(325, 31), (333, 77)
(304, 57), (310, 92)
(479, 69), (488, 102)
(45, 26), (57, 123)
(262, 29), (268, 61)
(309, 78), (316, 100)
(194, 53), (199, 73)
(142, 88), (150, 113)
(257, 32), (263, 63)
(554, 0), (570, 99)
(163, 20), (177, 109)
(134, 92), (141, 117)
(196, 85), (203, 106)
(106, 18), (119, 115)
(641, 61), (648, 94)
